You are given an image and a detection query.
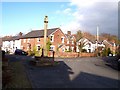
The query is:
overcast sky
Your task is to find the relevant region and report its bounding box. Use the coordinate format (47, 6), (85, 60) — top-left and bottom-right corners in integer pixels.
(1, 0), (119, 36)
(61, 0), (118, 36)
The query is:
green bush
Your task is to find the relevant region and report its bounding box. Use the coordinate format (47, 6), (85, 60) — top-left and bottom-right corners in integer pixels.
(28, 46), (42, 56)
(28, 50), (35, 56)
(102, 48), (112, 57)
(107, 48), (112, 56)
(102, 48), (107, 57)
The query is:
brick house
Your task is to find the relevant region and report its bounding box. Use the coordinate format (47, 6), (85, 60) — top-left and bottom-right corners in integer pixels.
(65, 31), (76, 52)
(21, 28), (67, 53)
(102, 40), (117, 56)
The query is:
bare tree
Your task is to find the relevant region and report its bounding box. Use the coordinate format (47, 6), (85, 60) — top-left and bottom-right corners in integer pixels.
(76, 30), (83, 41)
(78, 41), (86, 57)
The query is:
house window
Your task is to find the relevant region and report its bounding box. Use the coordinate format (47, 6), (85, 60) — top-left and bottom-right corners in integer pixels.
(88, 43), (91, 48)
(72, 41), (74, 44)
(37, 38), (40, 42)
(50, 35), (54, 42)
(36, 44), (41, 51)
(21, 46), (23, 49)
(50, 45), (55, 51)
(62, 48), (65, 52)
(38, 46), (41, 51)
(88, 49), (91, 53)
(61, 37), (64, 43)
(24, 39), (26, 43)
(71, 47), (74, 51)
(71, 37), (73, 40)
(27, 38), (30, 43)
(27, 43), (31, 51)
(67, 40), (69, 44)
(66, 46), (69, 51)
(27, 46), (29, 51)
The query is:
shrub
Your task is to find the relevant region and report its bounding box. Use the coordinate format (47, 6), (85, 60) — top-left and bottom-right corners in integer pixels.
(102, 48), (107, 57)
(102, 48), (112, 57)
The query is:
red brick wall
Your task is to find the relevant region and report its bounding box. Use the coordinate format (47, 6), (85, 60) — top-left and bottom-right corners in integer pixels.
(48, 51), (95, 58)
(21, 38), (44, 51)
(50, 29), (67, 51)
(65, 37), (76, 52)
(21, 28), (67, 52)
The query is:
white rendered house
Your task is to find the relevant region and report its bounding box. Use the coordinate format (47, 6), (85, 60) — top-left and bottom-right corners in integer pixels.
(76, 38), (105, 53)
(2, 36), (22, 54)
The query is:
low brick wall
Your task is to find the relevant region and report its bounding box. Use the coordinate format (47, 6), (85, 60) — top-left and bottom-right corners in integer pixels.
(48, 51), (95, 58)
(80, 53), (95, 57)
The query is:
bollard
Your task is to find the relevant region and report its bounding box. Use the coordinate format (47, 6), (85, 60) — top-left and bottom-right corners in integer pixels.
(41, 48), (44, 57)
(53, 51), (55, 63)
(2, 50), (5, 59)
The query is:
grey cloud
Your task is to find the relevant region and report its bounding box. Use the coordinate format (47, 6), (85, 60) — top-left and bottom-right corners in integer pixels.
(74, 2), (118, 35)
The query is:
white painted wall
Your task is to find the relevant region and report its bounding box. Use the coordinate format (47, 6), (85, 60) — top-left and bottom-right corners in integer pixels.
(76, 38), (105, 53)
(2, 39), (22, 54)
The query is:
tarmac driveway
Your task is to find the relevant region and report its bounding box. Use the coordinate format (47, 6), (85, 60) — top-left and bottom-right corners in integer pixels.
(23, 57), (119, 88)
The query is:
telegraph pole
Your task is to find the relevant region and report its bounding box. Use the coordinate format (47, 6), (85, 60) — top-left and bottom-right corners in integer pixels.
(43, 16), (48, 57)
(97, 26), (99, 42)
(96, 26), (99, 56)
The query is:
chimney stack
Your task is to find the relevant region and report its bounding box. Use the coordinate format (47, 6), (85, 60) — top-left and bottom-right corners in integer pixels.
(67, 31), (71, 35)
(19, 32), (23, 36)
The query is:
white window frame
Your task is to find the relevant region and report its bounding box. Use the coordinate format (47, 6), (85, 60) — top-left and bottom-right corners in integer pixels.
(72, 41), (74, 45)
(66, 46), (69, 51)
(27, 46), (29, 51)
(71, 47), (74, 51)
(36, 44), (41, 51)
(24, 39), (26, 43)
(71, 37), (73, 40)
(50, 45), (55, 51)
(27, 38), (30, 43)
(67, 40), (69, 44)
(61, 36), (65, 44)
(50, 35), (54, 42)
(37, 38), (40, 42)
(62, 48), (65, 52)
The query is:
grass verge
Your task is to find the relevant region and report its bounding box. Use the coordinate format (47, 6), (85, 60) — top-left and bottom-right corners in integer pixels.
(6, 61), (32, 88)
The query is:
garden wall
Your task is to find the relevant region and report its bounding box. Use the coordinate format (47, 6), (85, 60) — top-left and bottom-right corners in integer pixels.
(48, 51), (95, 58)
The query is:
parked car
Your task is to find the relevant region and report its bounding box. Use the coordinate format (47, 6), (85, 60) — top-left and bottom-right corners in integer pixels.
(14, 49), (28, 56)
(117, 54), (120, 70)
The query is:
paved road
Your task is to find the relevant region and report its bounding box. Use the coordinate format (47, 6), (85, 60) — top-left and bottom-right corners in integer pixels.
(25, 57), (119, 88)
(6, 55), (120, 88)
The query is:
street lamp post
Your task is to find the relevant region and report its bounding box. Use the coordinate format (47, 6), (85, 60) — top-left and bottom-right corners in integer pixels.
(43, 16), (48, 57)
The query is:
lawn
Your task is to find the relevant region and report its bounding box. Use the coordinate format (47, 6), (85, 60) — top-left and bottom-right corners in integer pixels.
(6, 60), (32, 88)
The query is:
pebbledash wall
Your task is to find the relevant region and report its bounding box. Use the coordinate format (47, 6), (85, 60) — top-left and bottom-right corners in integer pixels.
(48, 51), (95, 58)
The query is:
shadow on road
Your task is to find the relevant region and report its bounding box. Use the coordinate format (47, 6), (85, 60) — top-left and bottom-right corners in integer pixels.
(4, 55), (119, 88)
(25, 60), (119, 88)
(71, 72), (119, 88)
(102, 56), (120, 71)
